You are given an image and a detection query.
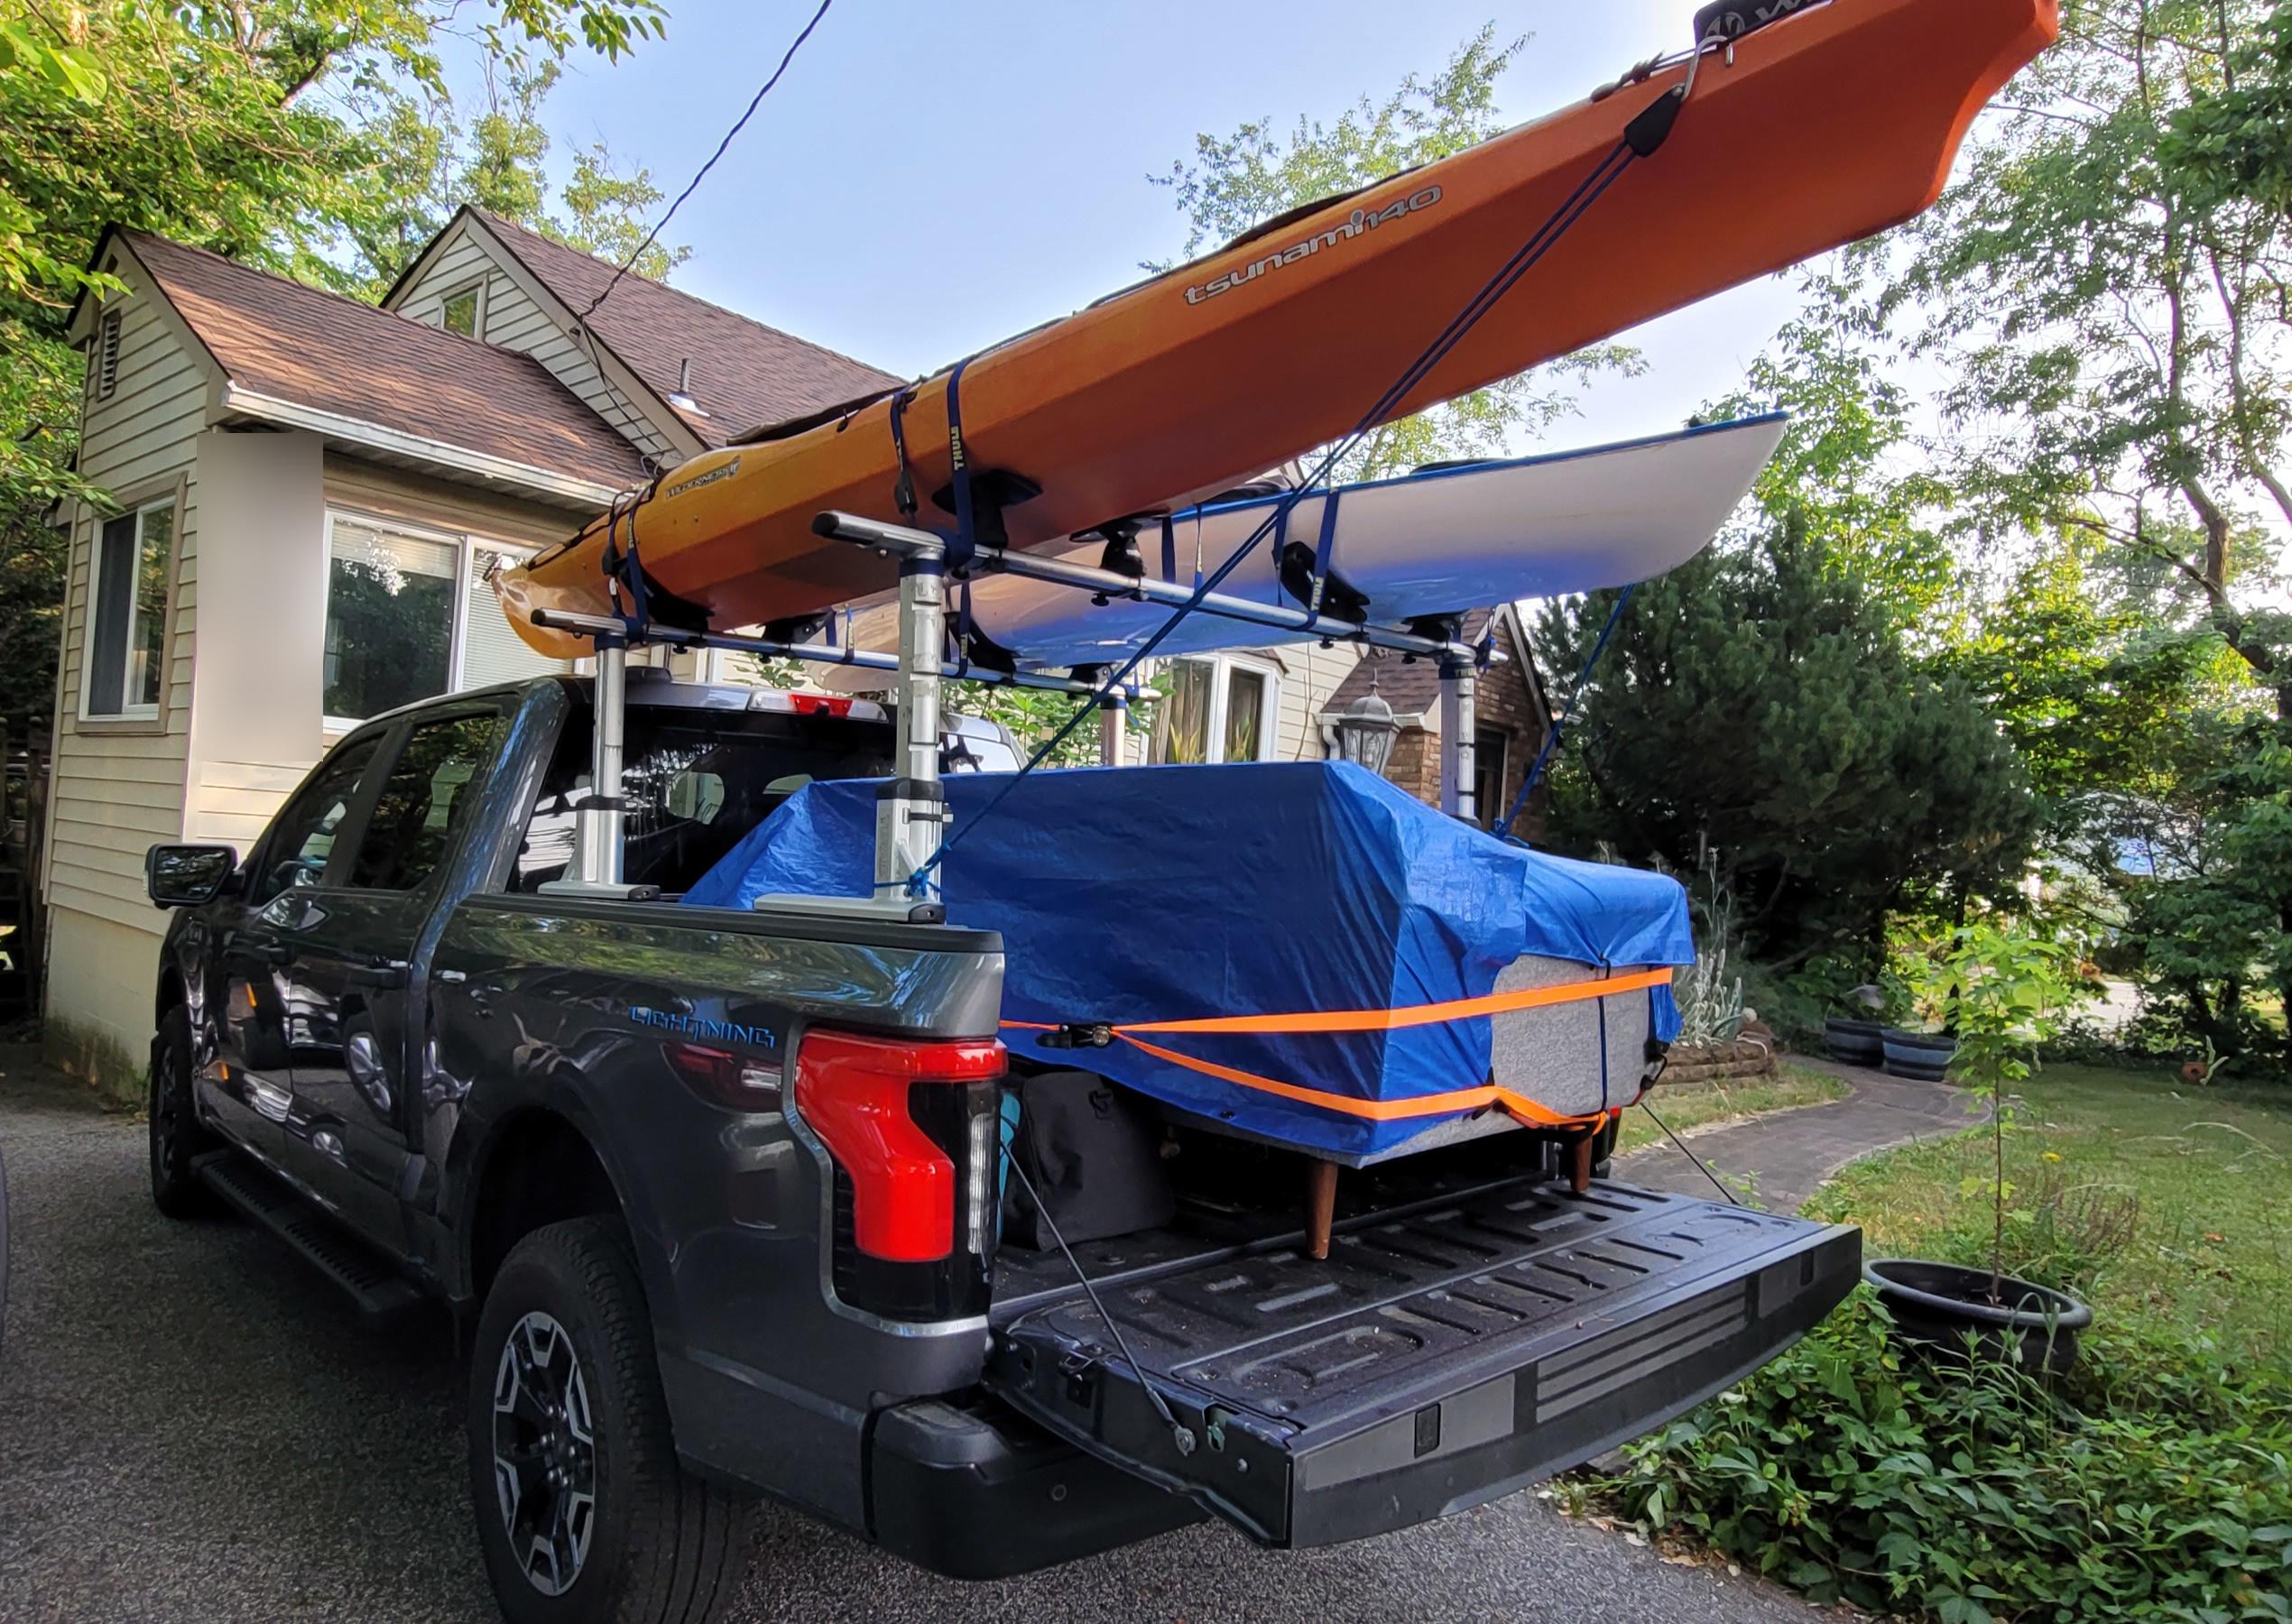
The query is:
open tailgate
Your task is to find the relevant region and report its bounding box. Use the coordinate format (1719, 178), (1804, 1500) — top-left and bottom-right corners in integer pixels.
(985, 1180), (1858, 1548)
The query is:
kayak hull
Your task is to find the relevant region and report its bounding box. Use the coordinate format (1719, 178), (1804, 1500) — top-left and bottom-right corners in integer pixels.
(500, 0), (2056, 657)
(810, 415), (1787, 674)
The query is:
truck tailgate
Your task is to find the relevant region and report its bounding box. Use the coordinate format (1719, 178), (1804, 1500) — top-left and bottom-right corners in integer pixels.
(984, 1180), (1857, 1547)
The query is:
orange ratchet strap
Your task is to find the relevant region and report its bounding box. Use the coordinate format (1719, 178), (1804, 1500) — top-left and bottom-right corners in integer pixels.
(1004, 965), (1672, 1130)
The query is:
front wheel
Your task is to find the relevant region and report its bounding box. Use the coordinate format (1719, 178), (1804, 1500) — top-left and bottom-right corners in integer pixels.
(149, 1005), (217, 1218)
(467, 1217), (757, 1624)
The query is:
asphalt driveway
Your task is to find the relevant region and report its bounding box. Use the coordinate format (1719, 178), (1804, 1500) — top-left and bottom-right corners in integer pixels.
(0, 1058), (1833, 1623)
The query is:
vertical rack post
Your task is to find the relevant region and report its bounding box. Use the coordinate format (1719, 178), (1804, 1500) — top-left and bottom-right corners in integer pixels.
(1438, 656), (1477, 824)
(1098, 691), (1129, 767)
(877, 548), (948, 902)
(542, 632), (654, 899)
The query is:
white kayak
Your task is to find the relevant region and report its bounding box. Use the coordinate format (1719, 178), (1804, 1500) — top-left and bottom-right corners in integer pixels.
(820, 413), (1784, 672)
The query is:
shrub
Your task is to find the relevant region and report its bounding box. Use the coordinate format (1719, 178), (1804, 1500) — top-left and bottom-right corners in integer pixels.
(1594, 1291), (2292, 1622)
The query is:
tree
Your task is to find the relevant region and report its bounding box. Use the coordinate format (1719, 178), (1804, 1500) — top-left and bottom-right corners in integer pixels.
(1151, 23), (1641, 481)
(0, 0), (670, 737)
(1886, 0), (2290, 710)
(1879, 0), (2292, 1054)
(1536, 515), (2039, 972)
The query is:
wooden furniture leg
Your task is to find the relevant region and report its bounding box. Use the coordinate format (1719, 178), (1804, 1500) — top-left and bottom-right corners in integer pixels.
(1568, 1132), (1594, 1195)
(1306, 1158), (1339, 1260)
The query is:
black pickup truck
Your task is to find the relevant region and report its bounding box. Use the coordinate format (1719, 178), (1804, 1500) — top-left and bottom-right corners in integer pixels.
(143, 672), (1859, 1624)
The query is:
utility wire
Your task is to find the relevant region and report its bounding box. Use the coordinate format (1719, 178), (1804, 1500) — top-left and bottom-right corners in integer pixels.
(577, 0), (837, 324)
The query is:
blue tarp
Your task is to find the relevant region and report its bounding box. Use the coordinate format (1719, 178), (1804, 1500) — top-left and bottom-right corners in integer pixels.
(685, 761), (1695, 1157)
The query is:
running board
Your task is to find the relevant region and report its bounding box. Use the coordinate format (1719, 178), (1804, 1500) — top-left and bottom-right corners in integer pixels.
(985, 1180), (1859, 1548)
(192, 1150), (423, 1320)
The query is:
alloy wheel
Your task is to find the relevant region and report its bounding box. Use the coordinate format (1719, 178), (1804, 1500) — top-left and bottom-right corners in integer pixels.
(490, 1310), (597, 1597)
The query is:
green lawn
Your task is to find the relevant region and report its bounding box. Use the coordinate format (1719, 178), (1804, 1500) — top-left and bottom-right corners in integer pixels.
(1805, 1061), (2292, 1370)
(1614, 1060), (1849, 1157)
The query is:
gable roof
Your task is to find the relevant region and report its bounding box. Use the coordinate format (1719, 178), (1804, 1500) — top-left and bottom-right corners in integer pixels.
(119, 230), (648, 498)
(1327, 608), (1548, 724)
(469, 211), (902, 445)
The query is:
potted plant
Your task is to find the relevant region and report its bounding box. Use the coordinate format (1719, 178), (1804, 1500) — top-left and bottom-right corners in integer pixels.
(1866, 923), (2093, 1372)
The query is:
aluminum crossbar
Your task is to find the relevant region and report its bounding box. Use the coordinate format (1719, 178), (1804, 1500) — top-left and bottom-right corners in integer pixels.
(528, 608), (1135, 700)
(810, 511), (1480, 665)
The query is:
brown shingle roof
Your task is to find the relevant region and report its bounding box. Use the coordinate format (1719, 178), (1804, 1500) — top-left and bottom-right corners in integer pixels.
(123, 230), (647, 494)
(473, 211), (901, 444)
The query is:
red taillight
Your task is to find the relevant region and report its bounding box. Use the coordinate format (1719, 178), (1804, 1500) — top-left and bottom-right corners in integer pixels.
(793, 1029), (1004, 1262)
(788, 693), (854, 717)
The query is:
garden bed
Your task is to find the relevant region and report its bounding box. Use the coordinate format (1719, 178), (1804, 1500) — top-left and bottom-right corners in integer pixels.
(1581, 1062), (2292, 1623)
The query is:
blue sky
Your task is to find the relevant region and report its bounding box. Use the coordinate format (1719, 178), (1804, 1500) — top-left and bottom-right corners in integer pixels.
(531, 0), (1804, 451)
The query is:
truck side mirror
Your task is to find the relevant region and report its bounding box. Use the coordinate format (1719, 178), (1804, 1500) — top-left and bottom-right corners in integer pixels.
(146, 844), (239, 908)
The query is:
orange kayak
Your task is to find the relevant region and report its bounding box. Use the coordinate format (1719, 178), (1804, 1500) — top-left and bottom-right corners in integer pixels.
(501, 0), (2056, 658)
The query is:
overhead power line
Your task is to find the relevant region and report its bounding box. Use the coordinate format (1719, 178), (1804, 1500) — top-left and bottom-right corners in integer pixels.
(578, 0), (837, 323)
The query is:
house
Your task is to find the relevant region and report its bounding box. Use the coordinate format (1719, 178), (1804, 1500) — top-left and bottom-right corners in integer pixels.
(42, 210), (1551, 1089)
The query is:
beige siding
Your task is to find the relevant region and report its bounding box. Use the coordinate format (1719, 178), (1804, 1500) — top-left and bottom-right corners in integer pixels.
(46, 282), (206, 958)
(1268, 641), (1364, 761)
(394, 226), (678, 465)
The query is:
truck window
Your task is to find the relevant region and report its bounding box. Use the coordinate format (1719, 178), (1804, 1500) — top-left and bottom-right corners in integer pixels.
(513, 705), (893, 896)
(250, 734), (385, 903)
(347, 711), (504, 892)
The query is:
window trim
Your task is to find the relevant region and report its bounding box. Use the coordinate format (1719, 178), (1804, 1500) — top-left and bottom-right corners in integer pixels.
(75, 474), (185, 734)
(436, 278), (487, 339)
(321, 506), (541, 732)
(1153, 652), (1282, 765)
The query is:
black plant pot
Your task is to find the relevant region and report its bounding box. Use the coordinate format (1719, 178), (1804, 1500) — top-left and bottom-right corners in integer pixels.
(1824, 1015), (1884, 1066)
(1881, 1026), (1956, 1082)
(1866, 1258), (2093, 1374)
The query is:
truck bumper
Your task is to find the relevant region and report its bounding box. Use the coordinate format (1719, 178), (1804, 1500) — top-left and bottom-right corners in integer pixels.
(866, 1395), (1203, 1580)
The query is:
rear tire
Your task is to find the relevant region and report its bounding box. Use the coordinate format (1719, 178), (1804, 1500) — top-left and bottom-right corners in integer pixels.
(149, 1004), (217, 1218)
(467, 1216), (757, 1624)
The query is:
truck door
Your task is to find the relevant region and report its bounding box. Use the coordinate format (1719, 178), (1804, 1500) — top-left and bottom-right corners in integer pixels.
(200, 734), (386, 1164)
(274, 706), (504, 1252)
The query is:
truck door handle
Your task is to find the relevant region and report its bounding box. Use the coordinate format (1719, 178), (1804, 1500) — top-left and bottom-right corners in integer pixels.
(234, 941), (292, 966)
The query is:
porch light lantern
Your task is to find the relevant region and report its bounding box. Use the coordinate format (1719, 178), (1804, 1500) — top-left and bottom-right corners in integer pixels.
(1333, 673), (1399, 778)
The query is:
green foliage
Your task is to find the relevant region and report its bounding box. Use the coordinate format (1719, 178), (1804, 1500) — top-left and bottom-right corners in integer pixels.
(1537, 515), (2039, 972)
(1596, 1290), (2292, 1624)
(1152, 23), (1640, 481)
(1707, 263), (1961, 633)
(0, 0), (673, 741)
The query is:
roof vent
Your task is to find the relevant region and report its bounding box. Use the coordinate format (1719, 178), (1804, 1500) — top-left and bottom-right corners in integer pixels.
(668, 357), (707, 418)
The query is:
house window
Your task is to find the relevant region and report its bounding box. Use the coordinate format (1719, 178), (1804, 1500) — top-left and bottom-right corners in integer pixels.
(96, 309), (123, 399)
(81, 497), (175, 719)
(1473, 725), (1508, 829)
(322, 512), (565, 726)
(1151, 655), (1280, 765)
(438, 281), (485, 338)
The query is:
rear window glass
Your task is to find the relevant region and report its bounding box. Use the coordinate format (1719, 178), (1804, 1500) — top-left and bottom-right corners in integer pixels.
(514, 706), (894, 895)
